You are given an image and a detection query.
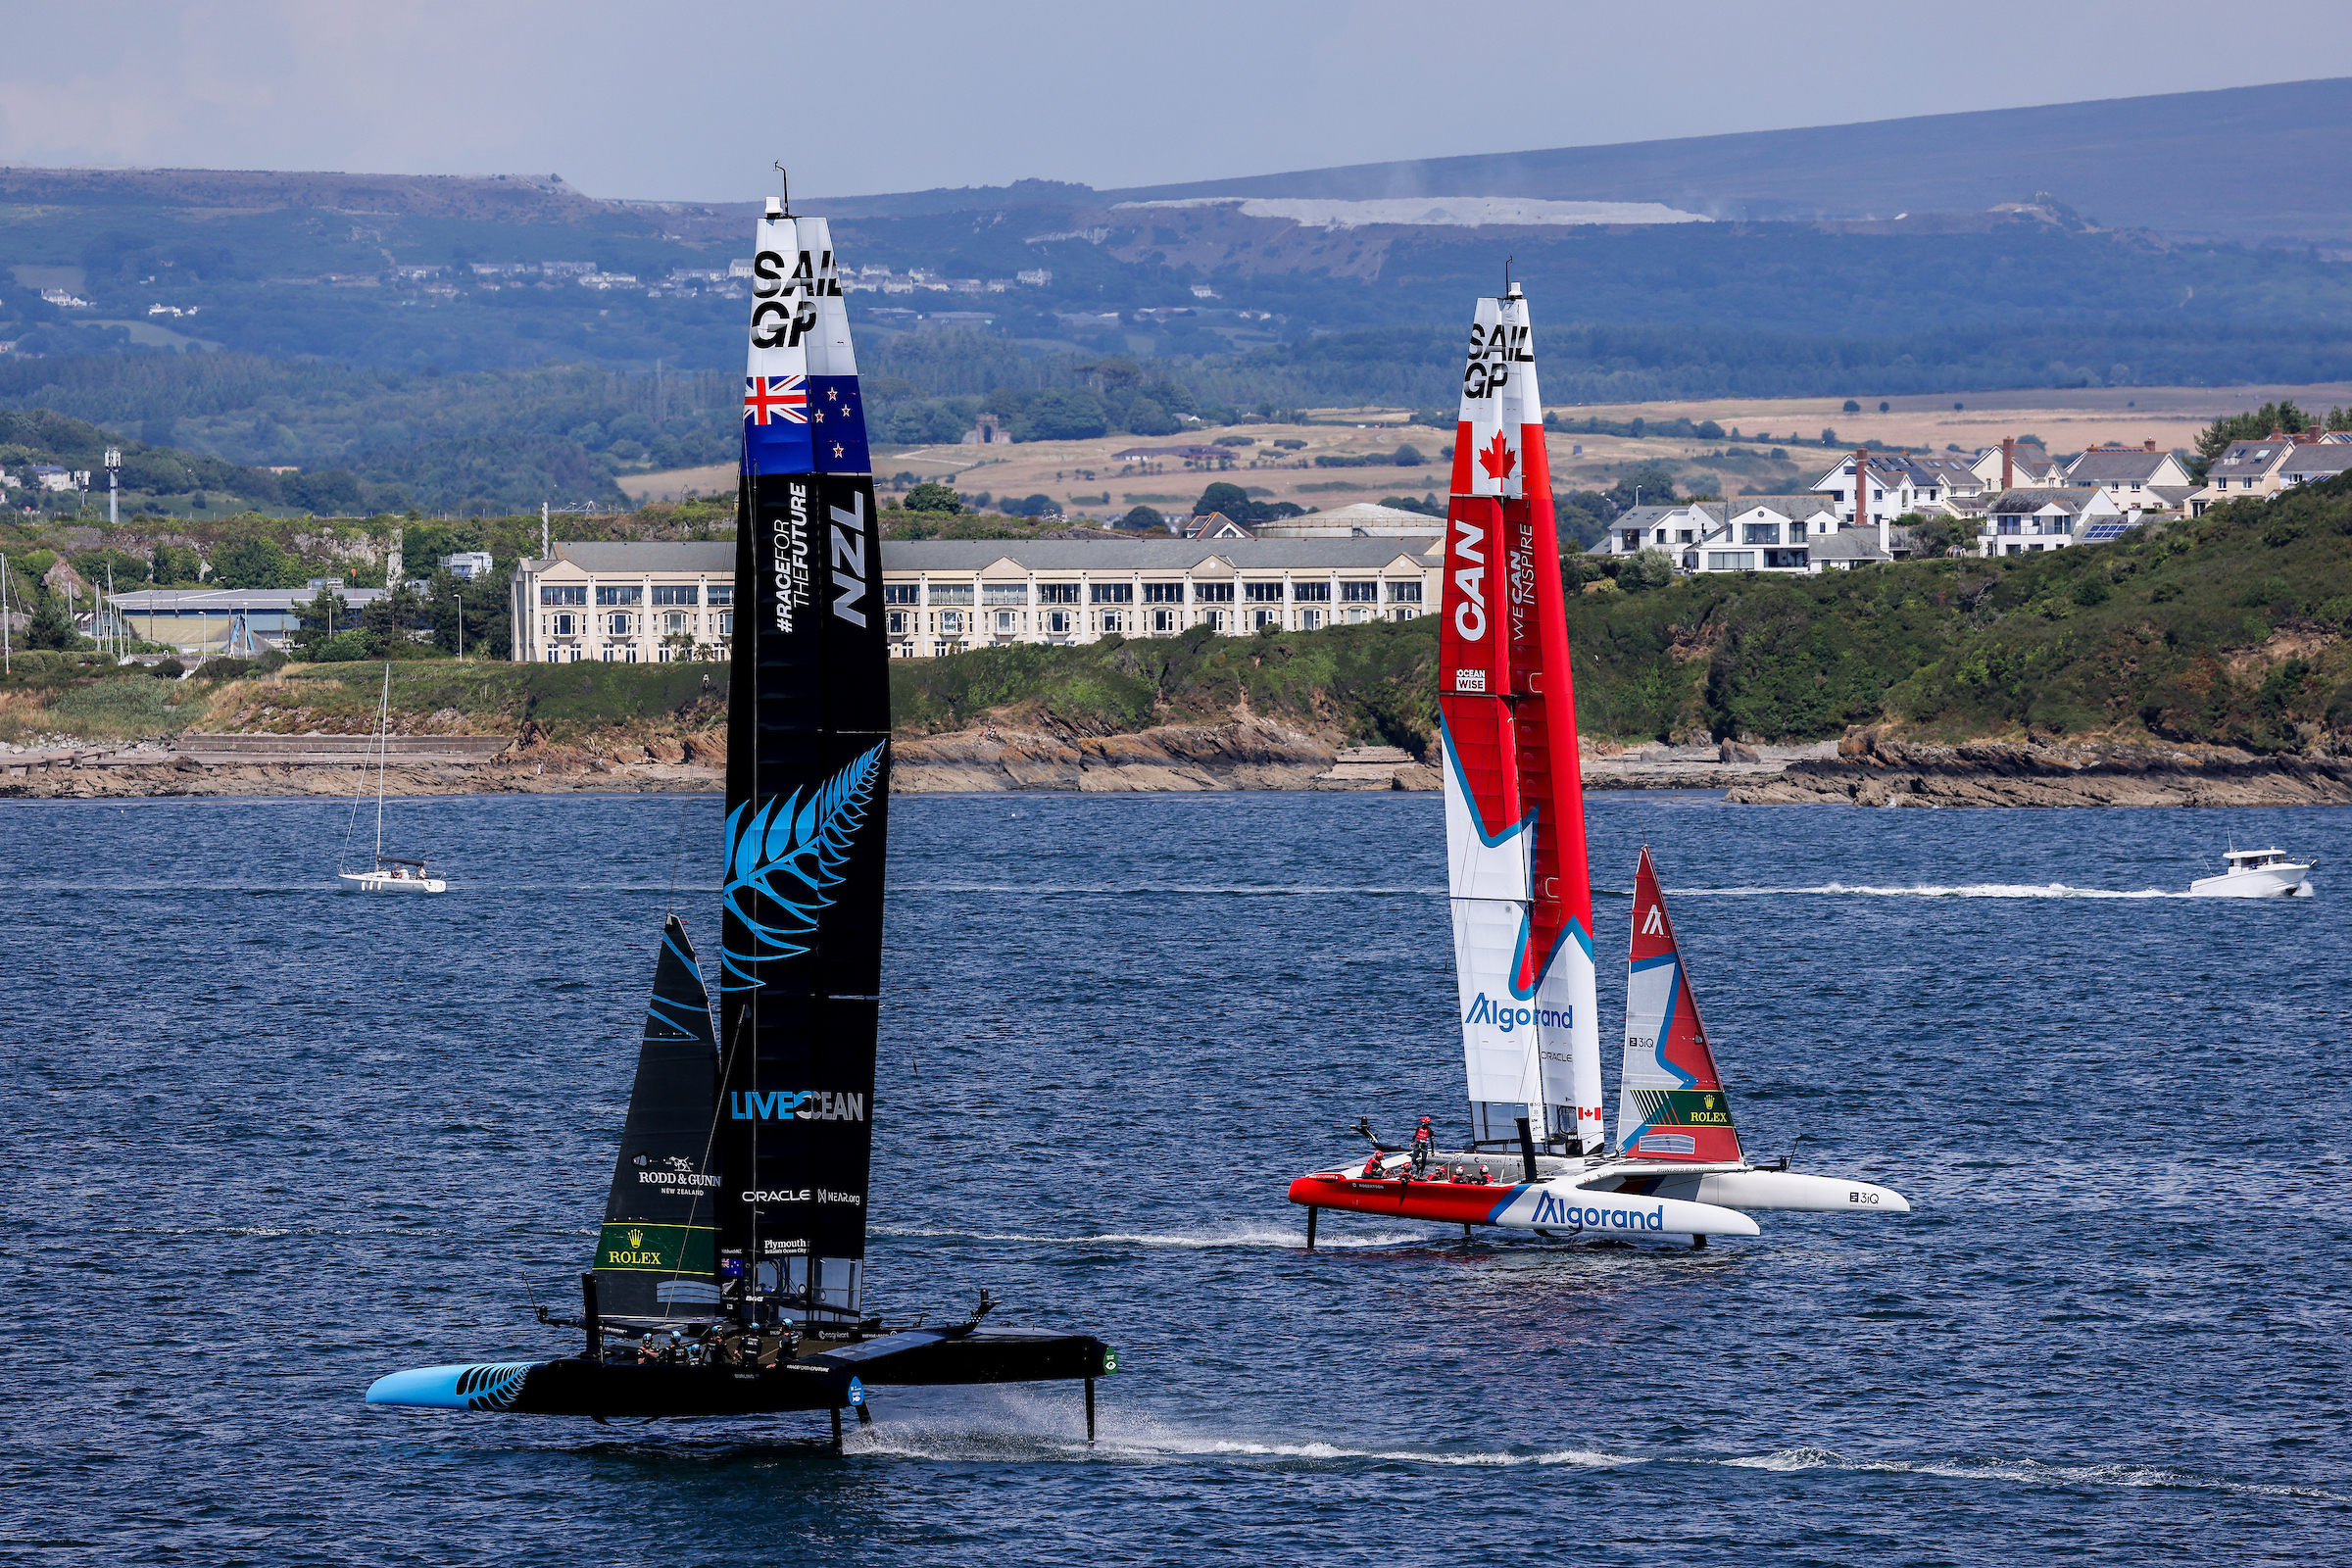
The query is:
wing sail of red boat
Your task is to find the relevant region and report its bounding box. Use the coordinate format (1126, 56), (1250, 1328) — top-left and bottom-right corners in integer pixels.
(1438, 286), (1603, 1153)
(1616, 847), (1743, 1162)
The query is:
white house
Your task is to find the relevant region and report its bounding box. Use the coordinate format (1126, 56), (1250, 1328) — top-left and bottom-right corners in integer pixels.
(2064, 442), (2196, 514)
(1968, 439), (2068, 494)
(1685, 494), (1841, 574)
(2187, 438), (2299, 515)
(1599, 503), (1721, 556)
(2277, 443), (2352, 490)
(1978, 487), (2121, 556)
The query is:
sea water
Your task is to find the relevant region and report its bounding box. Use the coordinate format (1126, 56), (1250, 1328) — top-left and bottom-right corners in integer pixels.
(1, 791), (2346, 1565)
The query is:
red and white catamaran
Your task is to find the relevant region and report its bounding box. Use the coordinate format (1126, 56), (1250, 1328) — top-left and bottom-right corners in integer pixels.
(1286, 282), (1908, 1248)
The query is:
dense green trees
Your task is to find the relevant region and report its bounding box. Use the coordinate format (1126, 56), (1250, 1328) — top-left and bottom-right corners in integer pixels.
(903, 481), (962, 514)
(211, 536), (306, 589)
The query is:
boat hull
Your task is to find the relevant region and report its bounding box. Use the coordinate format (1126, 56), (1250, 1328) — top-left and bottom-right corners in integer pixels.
(366, 1330), (1116, 1418)
(1287, 1172), (1759, 1237)
(338, 872), (447, 894)
(2186, 866), (2313, 898)
(1584, 1165), (1910, 1214)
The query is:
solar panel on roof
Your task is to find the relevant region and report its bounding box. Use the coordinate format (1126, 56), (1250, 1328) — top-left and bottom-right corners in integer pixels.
(2081, 521), (2141, 542)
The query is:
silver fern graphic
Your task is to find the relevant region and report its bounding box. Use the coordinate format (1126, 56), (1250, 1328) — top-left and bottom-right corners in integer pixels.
(719, 742), (885, 989)
(454, 1361), (532, 1411)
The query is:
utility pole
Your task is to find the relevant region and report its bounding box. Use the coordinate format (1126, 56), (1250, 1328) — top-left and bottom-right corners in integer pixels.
(105, 448), (121, 527)
(1, 554), (12, 674)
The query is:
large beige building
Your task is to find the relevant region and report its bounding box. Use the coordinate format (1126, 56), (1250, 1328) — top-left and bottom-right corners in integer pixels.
(509, 536), (1442, 662)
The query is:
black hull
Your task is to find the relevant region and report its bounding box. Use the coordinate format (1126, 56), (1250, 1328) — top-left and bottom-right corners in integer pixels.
(369, 1330), (1116, 1419)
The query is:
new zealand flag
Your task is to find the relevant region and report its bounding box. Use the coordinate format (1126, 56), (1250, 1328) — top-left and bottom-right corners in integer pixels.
(742, 374), (814, 474)
(808, 376), (870, 475)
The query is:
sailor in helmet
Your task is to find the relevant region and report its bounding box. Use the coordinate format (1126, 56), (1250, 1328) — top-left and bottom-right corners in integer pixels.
(1410, 1116), (1435, 1177)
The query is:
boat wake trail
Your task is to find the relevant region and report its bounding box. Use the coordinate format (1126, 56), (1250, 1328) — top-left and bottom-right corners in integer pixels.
(899, 882), (1444, 899)
(873, 1223), (1426, 1250)
(845, 1413), (2345, 1504)
(1677, 882), (2184, 901)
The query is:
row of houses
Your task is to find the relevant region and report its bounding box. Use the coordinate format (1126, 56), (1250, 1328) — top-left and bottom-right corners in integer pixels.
(1595, 430), (2352, 574)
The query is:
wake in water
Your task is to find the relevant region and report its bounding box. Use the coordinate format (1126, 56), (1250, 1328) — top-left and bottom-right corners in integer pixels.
(839, 1406), (2345, 1505)
(872, 1222), (1428, 1250)
(898, 882), (1445, 899)
(1673, 881), (2184, 900)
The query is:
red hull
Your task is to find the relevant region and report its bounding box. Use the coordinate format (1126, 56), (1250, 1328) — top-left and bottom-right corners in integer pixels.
(1287, 1172), (1520, 1227)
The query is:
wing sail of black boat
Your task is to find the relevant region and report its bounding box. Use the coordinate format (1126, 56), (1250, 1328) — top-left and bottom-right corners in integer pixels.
(716, 204), (891, 1327)
(593, 914), (723, 1324)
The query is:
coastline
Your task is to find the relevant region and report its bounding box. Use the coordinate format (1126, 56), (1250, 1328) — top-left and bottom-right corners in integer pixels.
(11, 725), (2351, 807)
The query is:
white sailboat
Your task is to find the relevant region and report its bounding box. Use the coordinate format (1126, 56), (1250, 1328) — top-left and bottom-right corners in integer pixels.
(337, 663), (446, 894)
(1288, 282), (1905, 1246)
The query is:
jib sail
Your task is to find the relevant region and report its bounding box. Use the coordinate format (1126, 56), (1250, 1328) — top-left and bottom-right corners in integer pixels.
(716, 202), (890, 1324)
(594, 914), (722, 1322)
(1617, 847), (1743, 1163)
(1437, 284), (1605, 1154)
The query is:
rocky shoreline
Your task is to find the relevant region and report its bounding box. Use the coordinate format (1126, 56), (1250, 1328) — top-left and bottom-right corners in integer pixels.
(1727, 730), (2352, 808)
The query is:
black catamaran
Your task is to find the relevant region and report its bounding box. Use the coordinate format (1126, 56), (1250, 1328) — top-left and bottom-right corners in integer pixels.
(366, 191), (1116, 1441)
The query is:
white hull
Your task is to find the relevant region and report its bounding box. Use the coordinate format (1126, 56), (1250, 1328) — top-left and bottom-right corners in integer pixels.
(1496, 1183), (1761, 1237)
(2186, 865), (2313, 899)
(1579, 1162), (1910, 1214)
(339, 871), (447, 894)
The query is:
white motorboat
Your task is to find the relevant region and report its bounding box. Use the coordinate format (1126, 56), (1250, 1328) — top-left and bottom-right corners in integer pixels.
(2188, 847), (2314, 899)
(336, 663), (448, 895)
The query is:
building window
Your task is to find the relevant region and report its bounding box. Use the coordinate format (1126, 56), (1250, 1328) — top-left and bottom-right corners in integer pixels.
(652, 585), (698, 606)
(993, 610), (1020, 633)
(608, 612), (632, 635)
(887, 609), (910, 636)
(936, 611), (964, 634)
(883, 583), (918, 606)
(1090, 583), (1134, 604)
(1293, 581), (1331, 603)
(1243, 581), (1285, 603)
(1706, 552), (1757, 571)
(1743, 523), (1779, 545)
(1996, 516), (2022, 535)
(1763, 549), (1808, 569)
(540, 585), (586, 607)
(1299, 609), (1324, 629)
(1100, 610), (1126, 633)
(1620, 530), (1642, 551)
(545, 649), (561, 662)
(928, 582), (974, 607)
(1390, 607), (1416, 622)
(1143, 582), (1185, 603)
(708, 585), (734, 607)
(1677, 529), (1694, 544)
(662, 612), (689, 635)
(1344, 606), (1369, 624)
(1037, 582), (1080, 604)
(982, 584), (1027, 607)
(1044, 609), (1073, 635)
(1340, 581), (1380, 603)
(1192, 581), (1234, 603)
(1200, 609), (1227, 632)
(551, 612), (576, 637)
(1251, 607), (1282, 630)
(1387, 581), (1423, 604)
(595, 585), (643, 607)
(1150, 607), (1181, 632)
(716, 612), (733, 637)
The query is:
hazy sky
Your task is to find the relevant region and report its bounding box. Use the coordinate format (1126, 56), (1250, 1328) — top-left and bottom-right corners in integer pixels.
(7, 1), (2351, 202)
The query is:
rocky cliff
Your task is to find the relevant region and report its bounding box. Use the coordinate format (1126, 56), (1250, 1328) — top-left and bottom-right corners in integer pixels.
(1727, 727), (2352, 808)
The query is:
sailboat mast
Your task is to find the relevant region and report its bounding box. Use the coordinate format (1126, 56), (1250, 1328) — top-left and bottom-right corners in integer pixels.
(373, 662), (390, 861)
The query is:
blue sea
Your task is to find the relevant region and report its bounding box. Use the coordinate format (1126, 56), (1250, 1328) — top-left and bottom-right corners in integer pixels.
(2, 790), (2347, 1566)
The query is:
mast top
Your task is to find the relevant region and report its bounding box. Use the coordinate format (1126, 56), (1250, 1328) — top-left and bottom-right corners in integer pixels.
(769, 162), (793, 220)
(1503, 255), (1520, 300)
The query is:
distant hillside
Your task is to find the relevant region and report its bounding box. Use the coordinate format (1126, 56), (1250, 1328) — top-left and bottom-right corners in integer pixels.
(1103, 77), (2352, 246)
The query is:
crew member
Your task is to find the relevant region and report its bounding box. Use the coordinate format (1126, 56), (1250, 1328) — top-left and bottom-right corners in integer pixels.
(1410, 1116), (1434, 1176)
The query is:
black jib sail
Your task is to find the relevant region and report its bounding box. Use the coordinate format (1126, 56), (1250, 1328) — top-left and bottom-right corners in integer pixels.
(716, 203), (889, 1326)
(593, 915), (722, 1324)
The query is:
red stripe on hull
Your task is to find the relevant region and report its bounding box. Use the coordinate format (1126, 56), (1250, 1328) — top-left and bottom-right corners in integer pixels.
(1287, 1173), (1517, 1226)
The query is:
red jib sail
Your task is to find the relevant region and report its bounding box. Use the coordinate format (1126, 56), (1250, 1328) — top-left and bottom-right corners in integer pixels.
(1615, 847), (1743, 1163)
(1437, 285), (1603, 1153)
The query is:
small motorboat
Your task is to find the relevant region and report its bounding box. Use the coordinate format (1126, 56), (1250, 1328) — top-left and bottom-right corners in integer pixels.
(2188, 847), (2315, 899)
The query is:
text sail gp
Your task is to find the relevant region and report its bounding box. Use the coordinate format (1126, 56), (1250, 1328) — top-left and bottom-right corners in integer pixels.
(721, 199), (889, 1318)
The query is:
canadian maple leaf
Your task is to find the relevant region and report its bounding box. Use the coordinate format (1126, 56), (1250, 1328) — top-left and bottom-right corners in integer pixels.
(1477, 430), (1516, 481)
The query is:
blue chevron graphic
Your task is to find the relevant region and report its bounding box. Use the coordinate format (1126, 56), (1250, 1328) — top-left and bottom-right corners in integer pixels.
(718, 742), (885, 990)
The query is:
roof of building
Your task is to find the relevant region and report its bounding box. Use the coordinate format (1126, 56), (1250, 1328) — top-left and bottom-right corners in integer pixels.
(881, 537), (1442, 572)
(2207, 439), (2295, 477)
(2067, 448), (2180, 484)
(2279, 445), (2352, 476)
(1726, 493), (1838, 516)
(110, 587), (392, 610)
(525, 541), (738, 574)
(1989, 487), (2103, 515)
(1811, 529), (1892, 562)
